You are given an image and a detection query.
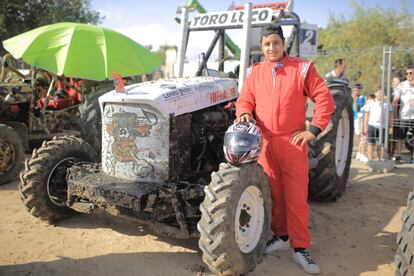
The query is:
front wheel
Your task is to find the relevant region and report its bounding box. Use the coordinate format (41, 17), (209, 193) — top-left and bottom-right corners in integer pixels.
(19, 136), (97, 223)
(197, 162), (272, 275)
(0, 124), (25, 185)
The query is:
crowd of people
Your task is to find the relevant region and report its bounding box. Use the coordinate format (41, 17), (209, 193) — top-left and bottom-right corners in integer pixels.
(330, 59), (414, 164)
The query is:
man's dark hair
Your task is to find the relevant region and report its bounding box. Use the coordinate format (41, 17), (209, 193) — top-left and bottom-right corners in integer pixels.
(369, 94), (375, 100)
(334, 58), (345, 67)
(407, 65), (414, 70)
(260, 23), (285, 42)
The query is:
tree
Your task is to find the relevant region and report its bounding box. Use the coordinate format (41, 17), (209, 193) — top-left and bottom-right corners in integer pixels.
(314, 1), (414, 93)
(0, 0), (102, 55)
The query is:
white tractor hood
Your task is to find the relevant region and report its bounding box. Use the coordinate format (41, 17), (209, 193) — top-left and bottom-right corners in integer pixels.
(99, 77), (238, 117)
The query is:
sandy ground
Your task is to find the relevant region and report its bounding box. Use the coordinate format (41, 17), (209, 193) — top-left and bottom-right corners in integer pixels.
(0, 156), (413, 276)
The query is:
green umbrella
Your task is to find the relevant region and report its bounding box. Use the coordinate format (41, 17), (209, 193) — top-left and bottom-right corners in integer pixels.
(3, 22), (162, 81)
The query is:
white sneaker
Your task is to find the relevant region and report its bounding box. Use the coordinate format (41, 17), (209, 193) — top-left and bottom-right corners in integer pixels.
(359, 154), (368, 163)
(292, 249), (321, 275)
(265, 236), (290, 253)
(355, 152), (361, 160)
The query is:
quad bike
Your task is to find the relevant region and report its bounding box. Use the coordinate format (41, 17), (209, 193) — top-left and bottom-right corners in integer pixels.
(19, 2), (354, 275)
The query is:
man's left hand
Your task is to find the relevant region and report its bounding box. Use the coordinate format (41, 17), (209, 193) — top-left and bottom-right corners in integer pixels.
(291, 130), (316, 147)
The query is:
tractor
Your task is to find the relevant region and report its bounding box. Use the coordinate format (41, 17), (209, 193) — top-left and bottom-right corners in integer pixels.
(19, 2), (353, 275)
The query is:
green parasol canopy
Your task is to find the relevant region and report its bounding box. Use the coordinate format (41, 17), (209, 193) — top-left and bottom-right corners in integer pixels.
(3, 22), (162, 81)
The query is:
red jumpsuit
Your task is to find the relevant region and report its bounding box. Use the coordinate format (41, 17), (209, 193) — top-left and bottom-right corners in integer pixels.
(236, 53), (334, 248)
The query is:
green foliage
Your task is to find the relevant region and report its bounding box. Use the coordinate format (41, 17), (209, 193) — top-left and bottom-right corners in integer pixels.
(314, 1), (414, 94)
(0, 0), (102, 55)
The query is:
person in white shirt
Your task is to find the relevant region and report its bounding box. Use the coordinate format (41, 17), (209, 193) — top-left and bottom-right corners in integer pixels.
(363, 87), (393, 161)
(357, 94), (375, 162)
(392, 66), (414, 163)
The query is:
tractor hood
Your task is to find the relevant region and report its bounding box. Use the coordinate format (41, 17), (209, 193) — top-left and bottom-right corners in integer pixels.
(99, 77), (238, 117)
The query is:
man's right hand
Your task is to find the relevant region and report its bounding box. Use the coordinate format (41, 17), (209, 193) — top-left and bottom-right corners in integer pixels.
(234, 113), (256, 123)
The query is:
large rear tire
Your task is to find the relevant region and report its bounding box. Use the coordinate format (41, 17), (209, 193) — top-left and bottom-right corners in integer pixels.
(198, 162), (272, 275)
(78, 82), (113, 156)
(19, 136), (97, 223)
(0, 124), (25, 185)
(308, 86), (354, 201)
(395, 190), (414, 276)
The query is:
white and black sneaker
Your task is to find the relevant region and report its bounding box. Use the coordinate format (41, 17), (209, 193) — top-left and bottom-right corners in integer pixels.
(292, 249), (320, 275)
(265, 236), (290, 253)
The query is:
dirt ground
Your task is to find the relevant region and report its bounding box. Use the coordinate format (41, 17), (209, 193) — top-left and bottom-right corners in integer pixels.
(0, 156), (413, 276)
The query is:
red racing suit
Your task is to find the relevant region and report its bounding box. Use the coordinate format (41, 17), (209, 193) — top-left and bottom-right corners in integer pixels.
(236, 53), (334, 248)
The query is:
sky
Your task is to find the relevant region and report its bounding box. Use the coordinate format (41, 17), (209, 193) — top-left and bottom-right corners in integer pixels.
(91, 0), (412, 63)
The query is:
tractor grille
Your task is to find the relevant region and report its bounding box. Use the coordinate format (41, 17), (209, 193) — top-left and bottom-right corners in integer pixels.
(101, 103), (169, 182)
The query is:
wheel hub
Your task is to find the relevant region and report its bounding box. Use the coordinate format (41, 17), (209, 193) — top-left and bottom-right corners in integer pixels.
(47, 157), (77, 206)
(235, 185), (265, 254)
(0, 138), (15, 172)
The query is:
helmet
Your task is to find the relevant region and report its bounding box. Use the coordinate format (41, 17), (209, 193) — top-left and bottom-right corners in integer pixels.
(223, 122), (263, 164)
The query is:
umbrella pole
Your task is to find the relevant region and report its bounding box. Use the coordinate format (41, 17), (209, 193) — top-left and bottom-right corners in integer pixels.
(42, 78), (55, 115)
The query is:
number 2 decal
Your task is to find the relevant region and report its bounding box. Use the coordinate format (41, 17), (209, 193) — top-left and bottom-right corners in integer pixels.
(304, 30), (314, 44)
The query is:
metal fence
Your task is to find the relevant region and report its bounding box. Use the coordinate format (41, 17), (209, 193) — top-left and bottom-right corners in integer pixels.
(330, 46), (414, 163)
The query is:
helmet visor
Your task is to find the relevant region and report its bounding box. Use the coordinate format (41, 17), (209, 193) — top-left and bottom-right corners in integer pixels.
(224, 132), (261, 154)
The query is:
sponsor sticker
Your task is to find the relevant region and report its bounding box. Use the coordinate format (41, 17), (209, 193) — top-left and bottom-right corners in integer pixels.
(208, 87), (237, 103)
(162, 86), (194, 101)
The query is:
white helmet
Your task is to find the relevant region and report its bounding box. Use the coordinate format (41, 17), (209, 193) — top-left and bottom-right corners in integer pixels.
(223, 122), (263, 164)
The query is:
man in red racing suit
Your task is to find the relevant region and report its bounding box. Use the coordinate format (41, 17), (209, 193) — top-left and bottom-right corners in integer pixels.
(235, 23), (334, 275)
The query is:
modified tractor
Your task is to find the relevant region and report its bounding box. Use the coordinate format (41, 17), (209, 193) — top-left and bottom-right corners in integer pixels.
(19, 2), (354, 275)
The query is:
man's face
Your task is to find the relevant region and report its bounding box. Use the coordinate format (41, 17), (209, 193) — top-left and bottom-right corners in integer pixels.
(392, 77), (400, 89)
(261, 34), (285, 62)
(352, 87), (360, 97)
(375, 89), (382, 100)
(406, 68), (414, 82)
(336, 63), (347, 75)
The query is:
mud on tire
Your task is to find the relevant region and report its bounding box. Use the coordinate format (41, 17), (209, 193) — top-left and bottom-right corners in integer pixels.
(197, 162), (272, 275)
(19, 136), (97, 223)
(395, 191), (414, 276)
(308, 86), (354, 201)
(0, 124), (25, 185)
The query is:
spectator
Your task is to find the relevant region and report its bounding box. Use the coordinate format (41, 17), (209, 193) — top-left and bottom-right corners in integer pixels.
(353, 84), (367, 162)
(363, 87), (393, 161)
(141, 74), (150, 82)
(154, 71), (163, 80)
(392, 66), (414, 163)
(392, 76), (401, 91)
(390, 75), (402, 160)
(359, 94), (376, 158)
(325, 58), (349, 83)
